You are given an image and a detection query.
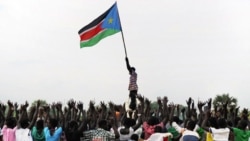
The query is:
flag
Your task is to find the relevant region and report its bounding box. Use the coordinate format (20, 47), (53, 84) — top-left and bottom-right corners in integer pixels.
(78, 2), (122, 48)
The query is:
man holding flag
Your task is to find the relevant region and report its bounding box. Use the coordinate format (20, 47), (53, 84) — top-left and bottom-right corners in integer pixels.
(125, 57), (140, 118)
(78, 2), (139, 118)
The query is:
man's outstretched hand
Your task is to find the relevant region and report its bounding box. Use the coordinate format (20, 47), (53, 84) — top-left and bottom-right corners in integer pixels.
(125, 57), (128, 61)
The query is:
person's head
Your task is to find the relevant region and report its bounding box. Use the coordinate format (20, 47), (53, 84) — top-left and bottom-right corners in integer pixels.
(130, 134), (139, 141)
(36, 119), (44, 131)
(68, 120), (78, 131)
(186, 120), (196, 131)
(237, 119), (248, 130)
(147, 116), (160, 126)
(48, 118), (58, 129)
(129, 67), (136, 75)
(208, 117), (218, 128)
(5, 117), (16, 129)
(217, 118), (227, 128)
(234, 116), (241, 127)
(123, 118), (133, 128)
(172, 116), (180, 124)
(98, 119), (108, 130)
(20, 118), (30, 129)
(154, 126), (163, 133)
(131, 67), (136, 72)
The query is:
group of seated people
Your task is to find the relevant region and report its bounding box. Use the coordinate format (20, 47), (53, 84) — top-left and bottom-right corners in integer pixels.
(0, 95), (249, 141)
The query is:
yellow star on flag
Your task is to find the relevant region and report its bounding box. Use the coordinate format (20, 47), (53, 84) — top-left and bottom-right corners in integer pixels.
(108, 18), (113, 24)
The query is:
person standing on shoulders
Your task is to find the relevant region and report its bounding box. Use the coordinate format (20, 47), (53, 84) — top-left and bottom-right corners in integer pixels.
(125, 57), (139, 118)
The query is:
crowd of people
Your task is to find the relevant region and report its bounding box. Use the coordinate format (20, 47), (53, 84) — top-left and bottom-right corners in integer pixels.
(0, 95), (249, 141)
(0, 58), (249, 141)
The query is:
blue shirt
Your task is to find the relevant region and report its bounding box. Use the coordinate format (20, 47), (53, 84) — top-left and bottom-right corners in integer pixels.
(44, 127), (62, 141)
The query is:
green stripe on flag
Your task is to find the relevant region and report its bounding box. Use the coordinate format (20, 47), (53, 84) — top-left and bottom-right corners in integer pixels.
(80, 29), (120, 48)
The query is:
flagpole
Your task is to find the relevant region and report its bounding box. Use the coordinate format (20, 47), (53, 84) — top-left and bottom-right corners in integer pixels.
(121, 31), (128, 57)
(116, 2), (128, 57)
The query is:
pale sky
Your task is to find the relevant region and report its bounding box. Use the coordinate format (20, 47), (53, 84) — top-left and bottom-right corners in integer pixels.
(0, 0), (249, 109)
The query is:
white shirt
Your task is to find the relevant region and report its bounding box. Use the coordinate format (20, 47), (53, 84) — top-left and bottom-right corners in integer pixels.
(15, 128), (33, 141)
(210, 127), (230, 141)
(118, 126), (134, 141)
(145, 133), (172, 141)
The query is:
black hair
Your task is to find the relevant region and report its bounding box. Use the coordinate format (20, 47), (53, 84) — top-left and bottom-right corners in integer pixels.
(130, 134), (139, 141)
(208, 117), (218, 129)
(237, 119), (248, 130)
(36, 119), (44, 130)
(98, 119), (108, 130)
(217, 118), (227, 128)
(69, 120), (78, 130)
(172, 116), (180, 124)
(6, 117), (17, 129)
(20, 118), (30, 129)
(131, 67), (136, 71)
(147, 116), (160, 126)
(49, 118), (58, 129)
(234, 117), (241, 126)
(186, 120), (196, 131)
(123, 118), (132, 127)
(154, 126), (163, 133)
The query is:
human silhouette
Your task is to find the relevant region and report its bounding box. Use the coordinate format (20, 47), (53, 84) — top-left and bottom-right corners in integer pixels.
(125, 57), (138, 115)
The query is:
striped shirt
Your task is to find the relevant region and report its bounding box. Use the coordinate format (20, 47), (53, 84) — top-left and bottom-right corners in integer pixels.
(83, 128), (116, 141)
(129, 71), (138, 91)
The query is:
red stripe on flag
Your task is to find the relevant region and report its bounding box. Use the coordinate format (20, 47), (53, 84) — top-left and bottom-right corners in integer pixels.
(79, 22), (104, 41)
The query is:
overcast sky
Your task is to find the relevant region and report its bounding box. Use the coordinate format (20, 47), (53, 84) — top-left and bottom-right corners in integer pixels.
(0, 0), (249, 109)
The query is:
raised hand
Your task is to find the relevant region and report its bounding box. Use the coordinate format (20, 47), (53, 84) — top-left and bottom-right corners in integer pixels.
(56, 102), (62, 110)
(223, 100), (228, 108)
(242, 108), (248, 120)
(67, 100), (73, 109)
(108, 101), (114, 110)
(67, 99), (75, 109)
(51, 102), (56, 109)
(2, 104), (6, 113)
(163, 96), (168, 105)
(197, 101), (206, 110)
(181, 107), (186, 114)
(207, 98), (212, 109)
(89, 100), (95, 112)
(157, 97), (162, 108)
(36, 100), (41, 108)
(14, 102), (19, 110)
(7, 100), (14, 108)
(100, 101), (107, 111)
(137, 94), (144, 103)
(77, 101), (83, 110)
(24, 101), (29, 109)
(186, 97), (192, 106)
(21, 104), (27, 111)
(168, 102), (175, 110)
(191, 100), (195, 110)
(43, 105), (50, 113)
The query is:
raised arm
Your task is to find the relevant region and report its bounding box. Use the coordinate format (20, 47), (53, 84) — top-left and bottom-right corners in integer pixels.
(125, 57), (132, 73)
(0, 103), (6, 127)
(56, 102), (65, 129)
(201, 110), (211, 132)
(77, 102), (87, 132)
(6, 100), (14, 119)
(28, 100), (40, 129)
